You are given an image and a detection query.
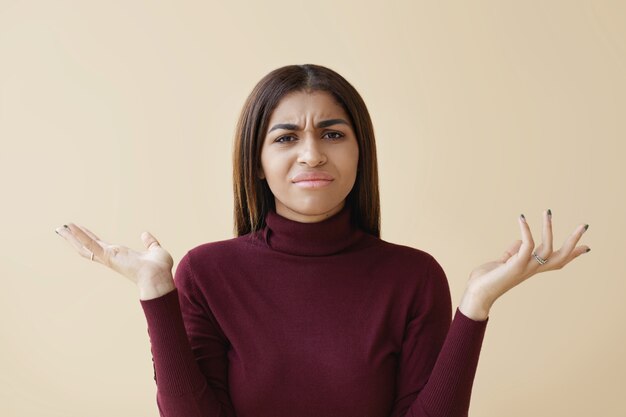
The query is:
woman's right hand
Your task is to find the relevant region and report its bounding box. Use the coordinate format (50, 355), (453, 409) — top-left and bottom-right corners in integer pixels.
(55, 223), (176, 299)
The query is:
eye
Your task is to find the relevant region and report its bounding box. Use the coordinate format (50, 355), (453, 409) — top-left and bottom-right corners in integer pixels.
(273, 131), (345, 144)
(324, 131), (345, 140)
(274, 135), (296, 144)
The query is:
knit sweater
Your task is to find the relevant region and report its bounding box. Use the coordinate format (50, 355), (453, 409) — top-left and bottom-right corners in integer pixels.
(140, 202), (489, 417)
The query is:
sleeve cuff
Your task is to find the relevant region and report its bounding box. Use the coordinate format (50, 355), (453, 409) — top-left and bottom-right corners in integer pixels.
(140, 288), (180, 326)
(454, 306), (489, 324)
(139, 288), (207, 395)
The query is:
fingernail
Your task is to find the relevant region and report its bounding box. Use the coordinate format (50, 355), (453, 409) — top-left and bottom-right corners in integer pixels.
(547, 209), (552, 217)
(584, 224), (589, 231)
(55, 229), (59, 235)
(64, 224), (69, 229)
(585, 247), (591, 253)
(520, 214), (526, 222)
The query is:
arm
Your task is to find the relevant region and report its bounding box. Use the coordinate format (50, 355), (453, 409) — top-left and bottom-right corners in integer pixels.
(390, 210), (590, 417)
(140, 252), (236, 417)
(389, 256), (488, 417)
(53, 224), (236, 415)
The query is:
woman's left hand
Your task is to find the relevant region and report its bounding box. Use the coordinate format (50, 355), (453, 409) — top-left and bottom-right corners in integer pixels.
(459, 209), (590, 321)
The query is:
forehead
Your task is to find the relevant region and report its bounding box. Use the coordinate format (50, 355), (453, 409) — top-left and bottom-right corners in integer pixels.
(268, 90), (348, 122)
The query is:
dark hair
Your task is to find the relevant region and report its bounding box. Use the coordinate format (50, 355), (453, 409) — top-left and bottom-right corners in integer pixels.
(232, 64), (380, 237)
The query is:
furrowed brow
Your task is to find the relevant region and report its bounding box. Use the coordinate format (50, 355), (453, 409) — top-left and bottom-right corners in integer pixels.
(316, 119), (349, 129)
(267, 118), (349, 134)
(267, 123), (298, 133)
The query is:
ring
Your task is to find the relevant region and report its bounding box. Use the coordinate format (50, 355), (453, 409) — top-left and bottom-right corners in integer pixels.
(532, 252), (548, 265)
(90, 252), (94, 261)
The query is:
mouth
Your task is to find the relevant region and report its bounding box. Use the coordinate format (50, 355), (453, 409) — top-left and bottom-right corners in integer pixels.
(292, 179), (333, 189)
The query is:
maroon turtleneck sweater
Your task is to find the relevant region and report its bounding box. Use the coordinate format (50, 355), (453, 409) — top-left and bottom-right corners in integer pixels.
(140, 203), (488, 417)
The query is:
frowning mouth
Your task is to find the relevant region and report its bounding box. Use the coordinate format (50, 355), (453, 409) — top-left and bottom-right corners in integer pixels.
(291, 171), (335, 183)
(292, 179), (333, 188)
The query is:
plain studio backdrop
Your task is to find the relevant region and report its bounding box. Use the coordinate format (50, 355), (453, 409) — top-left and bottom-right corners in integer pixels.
(1, 1), (624, 416)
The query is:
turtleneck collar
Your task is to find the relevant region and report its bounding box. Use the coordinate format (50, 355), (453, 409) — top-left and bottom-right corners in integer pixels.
(262, 202), (366, 256)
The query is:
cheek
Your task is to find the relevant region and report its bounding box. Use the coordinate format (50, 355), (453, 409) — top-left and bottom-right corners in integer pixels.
(259, 148), (273, 176)
(342, 143), (360, 173)
(260, 150), (288, 181)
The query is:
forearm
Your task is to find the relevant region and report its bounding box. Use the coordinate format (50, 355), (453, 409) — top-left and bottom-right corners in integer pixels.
(141, 289), (233, 416)
(402, 308), (489, 417)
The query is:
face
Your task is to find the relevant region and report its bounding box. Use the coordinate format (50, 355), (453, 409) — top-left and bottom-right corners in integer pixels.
(259, 90), (360, 223)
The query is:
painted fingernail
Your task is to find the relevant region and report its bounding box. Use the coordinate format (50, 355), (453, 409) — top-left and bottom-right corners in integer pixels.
(584, 224), (589, 231)
(520, 214), (526, 222)
(64, 224), (69, 230)
(585, 247), (591, 253)
(55, 229), (60, 235)
(547, 209), (552, 217)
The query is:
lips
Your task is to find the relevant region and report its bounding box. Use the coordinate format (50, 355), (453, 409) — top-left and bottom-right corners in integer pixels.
(292, 171), (334, 183)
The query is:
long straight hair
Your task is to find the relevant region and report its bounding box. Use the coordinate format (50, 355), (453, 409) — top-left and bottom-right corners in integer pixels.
(232, 64), (381, 238)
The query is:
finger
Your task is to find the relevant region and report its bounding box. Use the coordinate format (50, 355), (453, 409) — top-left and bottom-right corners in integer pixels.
(141, 231), (161, 250)
(65, 222), (105, 261)
(540, 209), (553, 258)
(76, 225), (102, 243)
(563, 245), (591, 264)
(541, 223), (589, 270)
(75, 225), (109, 261)
(56, 224), (96, 260)
(498, 239), (523, 263)
(558, 223), (589, 260)
(516, 214), (535, 262)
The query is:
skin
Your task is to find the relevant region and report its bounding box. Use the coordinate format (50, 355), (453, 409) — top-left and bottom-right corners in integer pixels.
(259, 90), (360, 223)
(55, 91), (591, 320)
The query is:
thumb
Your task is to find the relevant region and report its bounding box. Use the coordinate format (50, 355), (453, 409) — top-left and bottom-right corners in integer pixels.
(141, 231), (161, 250)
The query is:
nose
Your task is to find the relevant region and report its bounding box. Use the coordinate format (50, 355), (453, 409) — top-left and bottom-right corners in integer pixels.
(296, 136), (327, 167)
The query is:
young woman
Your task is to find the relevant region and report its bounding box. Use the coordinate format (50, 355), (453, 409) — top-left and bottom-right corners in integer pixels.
(56, 64), (590, 417)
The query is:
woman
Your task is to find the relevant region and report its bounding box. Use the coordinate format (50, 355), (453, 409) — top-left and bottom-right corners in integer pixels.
(56, 64), (590, 417)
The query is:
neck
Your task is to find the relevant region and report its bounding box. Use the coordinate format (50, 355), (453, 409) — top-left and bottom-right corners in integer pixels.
(274, 201), (346, 223)
(262, 201), (367, 256)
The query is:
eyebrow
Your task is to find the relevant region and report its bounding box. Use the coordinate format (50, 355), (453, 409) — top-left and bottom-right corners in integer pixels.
(267, 118), (350, 134)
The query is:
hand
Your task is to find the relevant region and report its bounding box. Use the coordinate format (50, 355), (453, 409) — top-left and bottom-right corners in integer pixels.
(55, 223), (175, 298)
(459, 210), (590, 320)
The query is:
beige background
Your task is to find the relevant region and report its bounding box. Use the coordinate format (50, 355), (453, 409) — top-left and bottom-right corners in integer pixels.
(1, 0), (624, 416)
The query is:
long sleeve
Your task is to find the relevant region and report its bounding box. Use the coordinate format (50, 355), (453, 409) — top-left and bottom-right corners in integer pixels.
(140, 252), (236, 417)
(138, 205), (489, 416)
(389, 256), (488, 417)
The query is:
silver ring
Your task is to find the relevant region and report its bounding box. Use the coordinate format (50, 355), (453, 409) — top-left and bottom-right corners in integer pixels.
(532, 252), (548, 265)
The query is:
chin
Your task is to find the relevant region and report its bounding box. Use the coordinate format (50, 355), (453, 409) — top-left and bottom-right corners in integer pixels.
(280, 198), (345, 216)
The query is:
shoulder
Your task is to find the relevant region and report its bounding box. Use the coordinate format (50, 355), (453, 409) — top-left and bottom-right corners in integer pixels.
(371, 236), (440, 273)
(371, 237), (450, 294)
(182, 232), (260, 269)
(370, 238), (451, 319)
(374, 239), (452, 320)
(188, 232), (259, 257)
(174, 233), (260, 283)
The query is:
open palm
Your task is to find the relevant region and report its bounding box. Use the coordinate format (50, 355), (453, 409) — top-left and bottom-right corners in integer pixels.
(466, 210), (590, 309)
(56, 223), (174, 286)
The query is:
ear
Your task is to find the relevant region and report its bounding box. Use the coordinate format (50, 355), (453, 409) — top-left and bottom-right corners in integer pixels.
(258, 166), (265, 180)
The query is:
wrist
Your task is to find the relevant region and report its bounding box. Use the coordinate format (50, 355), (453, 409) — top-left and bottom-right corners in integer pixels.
(138, 272), (175, 300)
(459, 288), (493, 321)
